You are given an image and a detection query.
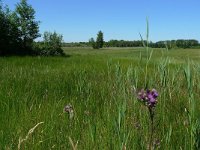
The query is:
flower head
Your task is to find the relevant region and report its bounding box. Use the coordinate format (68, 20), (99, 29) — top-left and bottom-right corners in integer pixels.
(63, 104), (74, 119)
(137, 88), (158, 108)
(63, 104), (73, 113)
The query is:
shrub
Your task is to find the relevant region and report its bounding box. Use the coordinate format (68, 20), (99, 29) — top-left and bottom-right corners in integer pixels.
(33, 31), (65, 56)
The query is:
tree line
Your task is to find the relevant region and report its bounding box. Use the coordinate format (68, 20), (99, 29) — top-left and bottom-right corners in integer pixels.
(105, 39), (199, 49)
(150, 39), (199, 49)
(64, 39), (200, 49)
(63, 31), (200, 49)
(0, 0), (64, 56)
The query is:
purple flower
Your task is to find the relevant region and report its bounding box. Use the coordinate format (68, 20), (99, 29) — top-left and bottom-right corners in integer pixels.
(151, 89), (158, 98)
(137, 89), (158, 108)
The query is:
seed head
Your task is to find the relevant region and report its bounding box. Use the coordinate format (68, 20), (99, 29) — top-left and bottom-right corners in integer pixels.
(63, 104), (73, 113)
(63, 104), (74, 119)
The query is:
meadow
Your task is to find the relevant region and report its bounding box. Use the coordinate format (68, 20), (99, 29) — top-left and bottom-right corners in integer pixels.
(1, 47), (200, 149)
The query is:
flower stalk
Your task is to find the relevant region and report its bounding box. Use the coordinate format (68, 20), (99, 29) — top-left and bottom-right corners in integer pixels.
(137, 88), (158, 149)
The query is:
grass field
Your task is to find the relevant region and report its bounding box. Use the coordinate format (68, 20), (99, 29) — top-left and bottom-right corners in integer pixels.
(1, 47), (200, 149)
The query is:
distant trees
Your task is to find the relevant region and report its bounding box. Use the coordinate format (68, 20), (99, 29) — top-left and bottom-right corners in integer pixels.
(104, 39), (199, 49)
(63, 39), (200, 49)
(96, 31), (104, 48)
(105, 40), (143, 47)
(89, 30), (104, 49)
(63, 42), (90, 47)
(151, 39), (199, 49)
(89, 37), (96, 49)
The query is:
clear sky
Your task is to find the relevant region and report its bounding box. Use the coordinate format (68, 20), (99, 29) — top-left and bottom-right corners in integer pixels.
(3, 0), (200, 42)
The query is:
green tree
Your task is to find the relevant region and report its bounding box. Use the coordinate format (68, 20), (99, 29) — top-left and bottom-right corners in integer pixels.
(89, 37), (97, 49)
(33, 31), (64, 56)
(15, 0), (40, 50)
(43, 31), (63, 51)
(0, 3), (9, 53)
(0, 2), (20, 55)
(96, 30), (104, 49)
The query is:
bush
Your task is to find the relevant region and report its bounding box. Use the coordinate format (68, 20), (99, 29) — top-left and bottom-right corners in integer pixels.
(33, 31), (65, 56)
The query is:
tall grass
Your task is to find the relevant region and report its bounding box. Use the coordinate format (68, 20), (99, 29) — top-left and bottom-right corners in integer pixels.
(0, 45), (200, 149)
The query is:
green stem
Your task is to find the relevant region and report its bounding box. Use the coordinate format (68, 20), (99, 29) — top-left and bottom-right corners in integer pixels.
(149, 107), (154, 150)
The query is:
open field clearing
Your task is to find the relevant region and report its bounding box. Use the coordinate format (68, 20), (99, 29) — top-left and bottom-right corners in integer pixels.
(1, 47), (200, 149)
(64, 47), (200, 62)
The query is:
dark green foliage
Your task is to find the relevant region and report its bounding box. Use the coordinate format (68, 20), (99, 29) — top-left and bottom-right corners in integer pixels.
(0, 4), (10, 54)
(0, 0), (64, 56)
(105, 40), (144, 47)
(96, 30), (104, 49)
(62, 42), (91, 47)
(104, 39), (199, 49)
(0, 0), (40, 55)
(33, 31), (65, 56)
(0, 3), (21, 55)
(151, 39), (199, 49)
(15, 0), (40, 49)
(89, 37), (98, 49)
(89, 31), (104, 49)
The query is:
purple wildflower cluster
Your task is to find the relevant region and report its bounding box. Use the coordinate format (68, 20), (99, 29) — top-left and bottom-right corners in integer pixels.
(137, 89), (158, 108)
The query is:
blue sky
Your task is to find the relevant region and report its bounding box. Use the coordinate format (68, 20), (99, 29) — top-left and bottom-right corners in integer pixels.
(3, 0), (200, 42)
